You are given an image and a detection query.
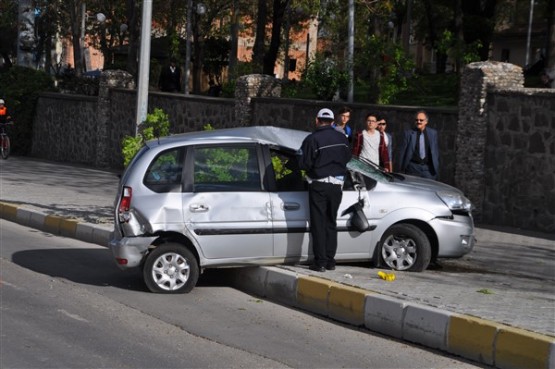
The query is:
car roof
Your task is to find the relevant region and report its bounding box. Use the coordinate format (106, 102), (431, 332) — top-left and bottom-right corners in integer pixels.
(146, 126), (310, 151)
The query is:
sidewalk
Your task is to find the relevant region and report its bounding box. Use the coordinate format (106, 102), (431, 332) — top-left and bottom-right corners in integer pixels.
(1, 156), (554, 369)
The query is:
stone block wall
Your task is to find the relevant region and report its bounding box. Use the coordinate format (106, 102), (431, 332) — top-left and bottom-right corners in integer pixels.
(30, 66), (555, 232)
(483, 88), (555, 232)
(456, 61), (555, 233)
(31, 93), (98, 164)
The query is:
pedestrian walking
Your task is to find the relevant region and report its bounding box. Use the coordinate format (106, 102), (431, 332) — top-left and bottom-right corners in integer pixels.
(298, 108), (352, 272)
(333, 106), (353, 144)
(398, 110), (440, 180)
(377, 115), (393, 172)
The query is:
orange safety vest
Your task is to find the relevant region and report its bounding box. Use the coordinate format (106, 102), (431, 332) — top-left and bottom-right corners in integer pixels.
(0, 107), (6, 116)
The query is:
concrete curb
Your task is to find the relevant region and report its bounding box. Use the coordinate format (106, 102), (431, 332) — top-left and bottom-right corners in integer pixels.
(2, 201), (554, 369)
(0, 202), (113, 247)
(229, 266), (555, 369)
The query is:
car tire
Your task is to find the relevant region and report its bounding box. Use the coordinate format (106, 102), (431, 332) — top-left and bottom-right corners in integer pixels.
(143, 243), (199, 294)
(379, 223), (431, 272)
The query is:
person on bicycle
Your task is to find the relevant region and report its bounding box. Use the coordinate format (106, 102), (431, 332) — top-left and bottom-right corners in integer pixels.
(0, 99), (11, 124)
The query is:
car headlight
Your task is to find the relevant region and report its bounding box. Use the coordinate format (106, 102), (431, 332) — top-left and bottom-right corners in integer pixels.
(436, 191), (473, 212)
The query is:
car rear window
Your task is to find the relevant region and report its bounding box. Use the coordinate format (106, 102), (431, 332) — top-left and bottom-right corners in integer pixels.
(144, 147), (184, 193)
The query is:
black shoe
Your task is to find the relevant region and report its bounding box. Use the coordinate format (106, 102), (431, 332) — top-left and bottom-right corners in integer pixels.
(325, 265), (336, 271)
(309, 265), (326, 272)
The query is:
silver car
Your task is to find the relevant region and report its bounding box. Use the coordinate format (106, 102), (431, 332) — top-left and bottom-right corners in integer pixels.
(110, 126), (475, 293)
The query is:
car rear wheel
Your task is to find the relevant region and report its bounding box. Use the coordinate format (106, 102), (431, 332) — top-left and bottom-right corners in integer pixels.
(143, 243), (199, 294)
(379, 224), (431, 272)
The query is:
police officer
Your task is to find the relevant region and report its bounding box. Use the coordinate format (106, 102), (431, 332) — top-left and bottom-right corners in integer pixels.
(298, 108), (352, 272)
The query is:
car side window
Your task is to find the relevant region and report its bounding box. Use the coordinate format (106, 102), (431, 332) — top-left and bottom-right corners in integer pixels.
(144, 148), (184, 193)
(270, 149), (306, 191)
(193, 146), (261, 192)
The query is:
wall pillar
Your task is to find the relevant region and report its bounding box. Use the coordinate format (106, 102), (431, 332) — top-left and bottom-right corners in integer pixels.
(234, 74), (281, 126)
(455, 61), (523, 221)
(95, 70), (135, 168)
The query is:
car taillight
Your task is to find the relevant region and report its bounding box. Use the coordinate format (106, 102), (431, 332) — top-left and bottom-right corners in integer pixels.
(118, 186), (132, 222)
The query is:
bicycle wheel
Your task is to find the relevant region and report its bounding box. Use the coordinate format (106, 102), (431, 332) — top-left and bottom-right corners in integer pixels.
(1, 135), (10, 159)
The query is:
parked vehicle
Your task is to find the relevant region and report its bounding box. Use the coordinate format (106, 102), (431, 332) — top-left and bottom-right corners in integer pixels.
(110, 126), (475, 293)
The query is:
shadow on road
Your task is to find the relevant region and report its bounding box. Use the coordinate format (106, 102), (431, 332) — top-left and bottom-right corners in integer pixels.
(11, 248), (230, 292)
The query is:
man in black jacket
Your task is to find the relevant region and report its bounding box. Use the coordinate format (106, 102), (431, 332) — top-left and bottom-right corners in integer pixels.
(298, 108), (352, 272)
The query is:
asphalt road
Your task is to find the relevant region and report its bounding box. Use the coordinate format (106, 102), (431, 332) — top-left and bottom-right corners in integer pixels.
(0, 221), (485, 369)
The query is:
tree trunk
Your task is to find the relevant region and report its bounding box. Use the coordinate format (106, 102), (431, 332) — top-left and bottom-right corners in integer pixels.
(252, 0), (267, 74)
(263, 0), (289, 76)
(68, 0), (84, 76)
(228, 0), (239, 83)
(126, 0), (140, 77)
(454, 0), (463, 73)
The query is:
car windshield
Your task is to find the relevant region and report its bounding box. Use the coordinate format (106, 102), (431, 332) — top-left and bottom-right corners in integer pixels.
(347, 157), (392, 183)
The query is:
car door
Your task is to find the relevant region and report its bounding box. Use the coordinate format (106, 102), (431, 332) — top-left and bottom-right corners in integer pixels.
(268, 148), (375, 262)
(267, 148), (310, 262)
(182, 144), (273, 260)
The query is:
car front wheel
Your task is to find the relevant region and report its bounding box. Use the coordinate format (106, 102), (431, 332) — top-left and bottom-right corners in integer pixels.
(143, 243), (199, 293)
(379, 224), (431, 272)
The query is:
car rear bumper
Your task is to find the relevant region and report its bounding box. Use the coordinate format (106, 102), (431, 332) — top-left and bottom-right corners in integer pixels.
(109, 236), (157, 269)
(431, 214), (475, 257)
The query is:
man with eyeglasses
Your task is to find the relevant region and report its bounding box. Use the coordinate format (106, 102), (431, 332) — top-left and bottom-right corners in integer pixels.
(398, 110), (440, 180)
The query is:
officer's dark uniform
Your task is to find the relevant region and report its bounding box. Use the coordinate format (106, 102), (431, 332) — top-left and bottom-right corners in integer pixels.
(299, 120), (352, 271)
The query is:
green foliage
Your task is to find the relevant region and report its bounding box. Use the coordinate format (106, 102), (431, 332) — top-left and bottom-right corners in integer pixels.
(0, 66), (56, 155)
(438, 30), (483, 67)
(303, 53), (349, 101)
(220, 80), (236, 97)
(392, 73), (459, 107)
(195, 147), (249, 182)
(121, 108), (171, 166)
(356, 35), (415, 104)
(376, 46), (415, 104)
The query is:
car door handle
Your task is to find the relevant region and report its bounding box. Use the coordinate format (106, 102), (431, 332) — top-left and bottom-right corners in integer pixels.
(282, 202), (300, 211)
(190, 204), (209, 212)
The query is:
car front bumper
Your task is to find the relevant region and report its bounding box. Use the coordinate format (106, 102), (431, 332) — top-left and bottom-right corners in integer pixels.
(431, 214), (476, 257)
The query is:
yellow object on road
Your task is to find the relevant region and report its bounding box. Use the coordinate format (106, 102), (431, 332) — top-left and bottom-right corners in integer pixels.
(378, 271), (396, 281)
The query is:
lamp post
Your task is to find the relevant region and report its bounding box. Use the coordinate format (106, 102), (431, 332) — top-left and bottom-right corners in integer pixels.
(135, 0), (153, 130)
(525, 0), (535, 66)
(347, 0), (354, 103)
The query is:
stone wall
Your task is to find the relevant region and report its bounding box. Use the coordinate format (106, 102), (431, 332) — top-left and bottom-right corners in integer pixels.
(483, 88), (555, 232)
(32, 93), (98, 163)
(456, 61), (555, 233)
(30, 65), (555, 232)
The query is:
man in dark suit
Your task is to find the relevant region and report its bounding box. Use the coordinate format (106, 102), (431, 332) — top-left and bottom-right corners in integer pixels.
(158, 58), (182, 93)
(398, 110), (440, 180)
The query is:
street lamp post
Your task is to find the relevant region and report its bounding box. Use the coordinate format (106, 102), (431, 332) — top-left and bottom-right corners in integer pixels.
(347, 0), (354, 103)
(135, 0), (153, 130)
(525, 0), (535, 66)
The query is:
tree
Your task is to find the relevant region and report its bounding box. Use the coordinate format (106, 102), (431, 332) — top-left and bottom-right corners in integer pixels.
(0, 0), (17, 69)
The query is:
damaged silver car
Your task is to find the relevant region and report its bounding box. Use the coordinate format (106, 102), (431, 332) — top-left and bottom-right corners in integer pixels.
(110, 126), (475, 293)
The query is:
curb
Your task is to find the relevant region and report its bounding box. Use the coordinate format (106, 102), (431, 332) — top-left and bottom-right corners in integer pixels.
(229, 267), (555, 369)
(0, 202), (113, 247)
(2, 201), (554, 369)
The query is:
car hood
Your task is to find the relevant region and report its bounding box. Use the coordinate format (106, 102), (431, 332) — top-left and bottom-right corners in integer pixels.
(391, 173), (464, 195)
